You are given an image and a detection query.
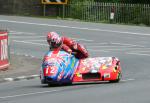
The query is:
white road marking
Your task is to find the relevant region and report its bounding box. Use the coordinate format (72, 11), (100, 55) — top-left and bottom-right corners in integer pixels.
(13, 40), (48, 46)
(0, 19), (150, 36)
(16, 76), (26, 79)
(130, 50), (150, 53)
(10, 32), (148, 53)
(127, 52), (150, 56)
(91, 48), (150, 51)
(88, 49), (110, 52)
(13, 40), (149, 53)
(84, 42), (145, 48)
(4, 78), (14, 81)
(13, 40), (110, 52)
(10, 31), (36, 35)
(83, 42), (108, 45)
(30, 75), (39, 77)
(10, 36), (45, 38)
(26, 40), (45, 42)
(72, 37), (93, 42)
(12, 37), (92, 42)
(0, 89), (60, 99)
(110, 42), (145, 47)
(9, 31), (93, 42)
(121, 78), (135, 82)
(0, 78), (135, 99)
(88, 45), (134, 48)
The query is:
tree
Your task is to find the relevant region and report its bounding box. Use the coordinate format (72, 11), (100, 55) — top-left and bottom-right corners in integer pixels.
(94, 0), (150, 4)
(94, 0), (120, 3)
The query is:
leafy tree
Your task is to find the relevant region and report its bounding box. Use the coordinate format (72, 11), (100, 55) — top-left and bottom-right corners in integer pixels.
(69, 0), (94, 3)
(94, 0), (150, 4)
(123, 0), (150, 4)
(94, 0), (120, 3)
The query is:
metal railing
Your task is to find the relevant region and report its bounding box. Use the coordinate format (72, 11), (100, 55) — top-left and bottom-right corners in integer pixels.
(0, 0), (150, 25)
(59, 2), (150, 25)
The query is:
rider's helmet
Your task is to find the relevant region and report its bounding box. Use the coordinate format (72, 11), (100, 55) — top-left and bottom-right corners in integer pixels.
(47, 32), (63, 49)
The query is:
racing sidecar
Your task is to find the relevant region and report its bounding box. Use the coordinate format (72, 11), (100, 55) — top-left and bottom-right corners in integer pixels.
(40, 50), (122, 85)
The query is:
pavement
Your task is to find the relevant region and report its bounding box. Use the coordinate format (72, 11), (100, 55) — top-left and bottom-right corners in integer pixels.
(0, 53), (41, 83)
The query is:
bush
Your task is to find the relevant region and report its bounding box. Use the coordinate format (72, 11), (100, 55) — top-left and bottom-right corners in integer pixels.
(115, 4), (150, 25)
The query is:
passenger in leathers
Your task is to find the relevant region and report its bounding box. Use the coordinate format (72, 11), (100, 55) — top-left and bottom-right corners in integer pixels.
(47, 32), (89, 59)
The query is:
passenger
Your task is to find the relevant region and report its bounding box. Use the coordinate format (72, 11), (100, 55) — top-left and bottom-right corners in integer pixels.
(47, 32), (89, 59)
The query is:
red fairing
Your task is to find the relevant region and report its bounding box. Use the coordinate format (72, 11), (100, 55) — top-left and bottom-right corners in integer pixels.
(72, 57), (122, 82)
(62, 37), (89, 59)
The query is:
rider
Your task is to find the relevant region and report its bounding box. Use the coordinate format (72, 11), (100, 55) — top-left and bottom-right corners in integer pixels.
(47, 32), (89, 59)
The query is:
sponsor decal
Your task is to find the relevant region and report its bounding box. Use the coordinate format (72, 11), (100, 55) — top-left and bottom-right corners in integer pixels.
(71, 57), (75, 68)
(91, 69), (98, 73)
(82, 67), (86, 71)
(81, 57), (113, 71)
(57, 70), (64, 81)
(76, 73), (82, 77)
(113, 67), (117, 72)
(104, 73), (110, 78)
(102, 65), (108, 70)
(63, 70), (72, 79)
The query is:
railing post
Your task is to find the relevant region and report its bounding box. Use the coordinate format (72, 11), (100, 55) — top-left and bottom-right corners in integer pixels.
(43, 4), (46, 16)
(62, 4), (65, 19)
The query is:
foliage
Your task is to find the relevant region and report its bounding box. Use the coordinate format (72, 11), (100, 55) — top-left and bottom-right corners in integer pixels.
(94, 0), (121, 3)
(94, 0), (150, 4)
(66, 1), (94, 19)
(115, 4), (150, 25)
(0, 0), (149, 26)
(69, 0), (94, 3)
(123, 0), (150, 4)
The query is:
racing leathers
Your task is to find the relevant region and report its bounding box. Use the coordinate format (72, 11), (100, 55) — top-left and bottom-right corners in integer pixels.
(61, 36), (89, 59)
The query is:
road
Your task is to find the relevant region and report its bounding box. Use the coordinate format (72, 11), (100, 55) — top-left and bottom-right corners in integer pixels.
(0, 15), (150, 103)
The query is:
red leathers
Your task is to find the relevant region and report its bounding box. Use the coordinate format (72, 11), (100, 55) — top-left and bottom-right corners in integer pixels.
(62, 36), (89, 59)
(47, 32), (89, 59)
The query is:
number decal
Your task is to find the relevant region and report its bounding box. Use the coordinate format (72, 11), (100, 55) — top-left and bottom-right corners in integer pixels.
(50, 67), (55, 74)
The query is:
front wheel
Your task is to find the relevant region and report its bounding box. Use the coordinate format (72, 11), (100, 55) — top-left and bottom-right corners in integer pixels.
(109, 72), (122, 83)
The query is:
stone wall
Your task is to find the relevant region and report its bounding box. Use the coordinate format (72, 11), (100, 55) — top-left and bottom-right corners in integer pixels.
(0, 0), (43, 16)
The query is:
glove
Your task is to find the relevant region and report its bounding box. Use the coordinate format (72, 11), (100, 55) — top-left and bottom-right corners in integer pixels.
(67, 49), (72, 54)
(72, 43), (78, 50)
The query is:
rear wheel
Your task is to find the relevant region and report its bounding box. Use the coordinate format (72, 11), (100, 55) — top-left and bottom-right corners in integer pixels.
(48, 83), (59, 87)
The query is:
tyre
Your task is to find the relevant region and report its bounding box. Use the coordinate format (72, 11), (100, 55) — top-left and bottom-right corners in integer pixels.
(109, 72), (122, 83)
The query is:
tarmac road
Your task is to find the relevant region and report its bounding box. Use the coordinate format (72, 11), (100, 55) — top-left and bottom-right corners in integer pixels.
(0, 15), (150, 103)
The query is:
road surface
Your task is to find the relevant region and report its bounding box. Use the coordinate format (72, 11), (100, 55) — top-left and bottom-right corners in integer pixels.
(0, 15), (150, 103)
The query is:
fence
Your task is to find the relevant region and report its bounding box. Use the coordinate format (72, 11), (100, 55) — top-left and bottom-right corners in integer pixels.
(58, 2), (150, 25)
(0, 30), (10, 70)
(0, 1), (150, 26)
